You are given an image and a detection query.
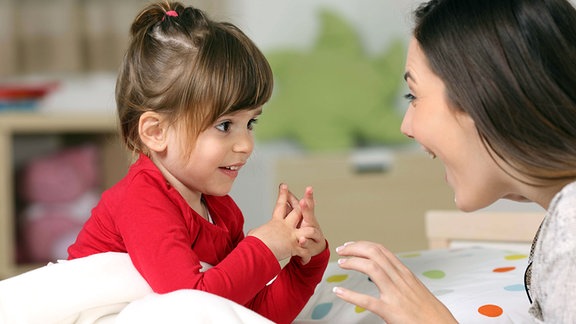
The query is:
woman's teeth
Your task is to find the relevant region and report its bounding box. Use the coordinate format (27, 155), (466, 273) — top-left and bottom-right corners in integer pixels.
(424, 149), (436, 159)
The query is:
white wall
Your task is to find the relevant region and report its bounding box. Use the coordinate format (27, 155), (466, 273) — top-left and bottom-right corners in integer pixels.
(226, 0), (422, 231)
(223, 0), (420, 54)
(228, 0), (555, 231)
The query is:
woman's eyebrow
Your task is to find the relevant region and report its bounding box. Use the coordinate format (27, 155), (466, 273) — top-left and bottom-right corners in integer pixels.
(403, 71), (412, 82)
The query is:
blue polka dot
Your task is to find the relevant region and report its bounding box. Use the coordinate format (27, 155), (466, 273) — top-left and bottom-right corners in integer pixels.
(504, 284), (525, 292)
(312, 303), (333, 319)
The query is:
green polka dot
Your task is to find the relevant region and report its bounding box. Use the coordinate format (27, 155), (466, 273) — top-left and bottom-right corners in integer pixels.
(423, 270), (445, 279)
(326, 274), (348, 283)
(505, 254), (527, 260)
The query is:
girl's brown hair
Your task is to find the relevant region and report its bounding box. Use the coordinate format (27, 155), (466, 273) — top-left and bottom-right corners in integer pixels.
(116, 1), (273, 155)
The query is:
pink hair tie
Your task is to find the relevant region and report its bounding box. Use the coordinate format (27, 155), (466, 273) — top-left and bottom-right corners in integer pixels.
(166, 10), (178, 17)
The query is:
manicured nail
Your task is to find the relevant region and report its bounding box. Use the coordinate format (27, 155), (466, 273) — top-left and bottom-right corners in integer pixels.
(333, 287), (343, 295)
(336, 241), (355, 253)
(337, 258), (347, 265)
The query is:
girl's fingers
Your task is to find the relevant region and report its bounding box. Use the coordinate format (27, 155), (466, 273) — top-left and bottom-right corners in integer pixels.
(297, 227), (322, 243)
(294, 241), (312, 265)
(272, 183), (290, 220)
(303, 186), (315, 209)
(277, 184), (302, 221)
(286, 189), (300, 212)
(300, 187), (320, 228)
(296, 236), (309, 248)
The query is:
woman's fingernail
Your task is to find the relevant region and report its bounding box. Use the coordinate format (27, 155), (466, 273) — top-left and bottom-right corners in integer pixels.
(333, 287), (343, 295)
(337, 258), (346, 265)
(336, 241), (354, 253)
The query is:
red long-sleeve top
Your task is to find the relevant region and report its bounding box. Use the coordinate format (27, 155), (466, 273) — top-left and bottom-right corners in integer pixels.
(68, 155), (329, 324)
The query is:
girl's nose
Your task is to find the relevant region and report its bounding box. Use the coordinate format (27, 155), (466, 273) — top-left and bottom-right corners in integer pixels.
(233, 130), (254, 153)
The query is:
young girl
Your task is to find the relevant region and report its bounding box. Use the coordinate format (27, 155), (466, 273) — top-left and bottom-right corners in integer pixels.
(67, 2), (329, 323)
(333, 0), (576, 322)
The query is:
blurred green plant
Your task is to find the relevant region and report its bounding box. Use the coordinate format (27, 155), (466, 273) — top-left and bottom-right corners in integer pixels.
(256, 10), (409, 151)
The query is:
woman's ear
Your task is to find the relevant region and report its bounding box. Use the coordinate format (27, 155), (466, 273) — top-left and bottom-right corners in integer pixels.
(139, 111), (168, 153)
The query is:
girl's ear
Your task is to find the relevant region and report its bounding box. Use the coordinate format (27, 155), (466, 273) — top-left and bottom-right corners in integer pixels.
(139, 111), (168, 153)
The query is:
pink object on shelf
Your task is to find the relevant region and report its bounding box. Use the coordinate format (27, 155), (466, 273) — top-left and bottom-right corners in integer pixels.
(20, 183), (101, 262)
(23, 212), (83, 262)
(21, 144), (100, 203)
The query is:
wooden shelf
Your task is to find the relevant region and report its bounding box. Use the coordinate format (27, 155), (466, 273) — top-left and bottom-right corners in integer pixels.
(0, 112), (118, 132)
(0, 112), (129, 278)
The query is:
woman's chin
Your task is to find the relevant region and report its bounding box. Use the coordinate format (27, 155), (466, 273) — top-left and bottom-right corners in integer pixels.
(503, 194), (531, 202)
(453, 194), (490, 213)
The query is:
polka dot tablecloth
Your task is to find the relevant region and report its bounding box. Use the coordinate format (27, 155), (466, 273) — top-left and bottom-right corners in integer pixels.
(295, 247), (531, 323)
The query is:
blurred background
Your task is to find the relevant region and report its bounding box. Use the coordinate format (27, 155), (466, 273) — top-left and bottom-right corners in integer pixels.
(0, 0), (543, 277)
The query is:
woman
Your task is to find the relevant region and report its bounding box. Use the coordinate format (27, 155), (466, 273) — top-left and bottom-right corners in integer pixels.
(333, 0), (576, 322)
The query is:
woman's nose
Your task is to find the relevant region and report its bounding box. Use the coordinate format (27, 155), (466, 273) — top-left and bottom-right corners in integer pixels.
(400, 107), (414, 139)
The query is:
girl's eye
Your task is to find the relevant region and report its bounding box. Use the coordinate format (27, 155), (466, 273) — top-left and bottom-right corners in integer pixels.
(404, 93), (416, 102)
(248, 118), (258, 131)
(215, 121), (231, 132)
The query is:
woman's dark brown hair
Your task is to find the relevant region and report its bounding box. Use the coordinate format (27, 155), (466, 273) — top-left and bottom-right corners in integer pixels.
(413, 0), (576, 184)
(116, 1), (273, 155)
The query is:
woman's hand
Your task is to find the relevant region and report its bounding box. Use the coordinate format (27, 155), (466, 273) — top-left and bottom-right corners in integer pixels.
(334, 241), (457, 324)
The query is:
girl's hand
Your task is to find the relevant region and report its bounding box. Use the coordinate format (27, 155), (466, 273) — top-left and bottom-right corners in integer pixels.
(296, 187), (327, 264)
(248, 184), (311, 261)
(333, 241), (457, 324)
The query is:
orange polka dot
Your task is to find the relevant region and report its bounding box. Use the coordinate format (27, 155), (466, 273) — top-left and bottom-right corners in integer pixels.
(493, 266), (515, 272)
(478, 304), (503, 317)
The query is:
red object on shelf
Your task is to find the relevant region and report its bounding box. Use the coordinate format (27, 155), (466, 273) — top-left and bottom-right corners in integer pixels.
(0, 82), (59, 99)
(0, 81), (59, 111)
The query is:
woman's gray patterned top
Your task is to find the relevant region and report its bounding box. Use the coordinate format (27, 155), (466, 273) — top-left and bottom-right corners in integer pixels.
(528, 181), (576, 322)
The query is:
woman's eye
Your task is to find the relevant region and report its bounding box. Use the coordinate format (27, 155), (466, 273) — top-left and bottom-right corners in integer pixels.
(216, 121), (231, 132)
(248, 118), (258, 131)
(404, 93), (416, 102)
